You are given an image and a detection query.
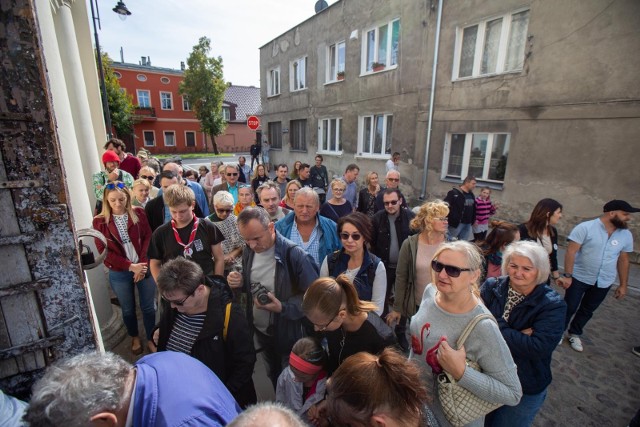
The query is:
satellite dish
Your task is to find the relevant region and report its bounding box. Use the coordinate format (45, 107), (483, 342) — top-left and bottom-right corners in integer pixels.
(315, 0), (328, 13)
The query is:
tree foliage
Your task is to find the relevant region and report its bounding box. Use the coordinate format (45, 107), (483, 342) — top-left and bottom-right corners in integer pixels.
(100, 52), (135, 138)
(180, 37), (228, 154)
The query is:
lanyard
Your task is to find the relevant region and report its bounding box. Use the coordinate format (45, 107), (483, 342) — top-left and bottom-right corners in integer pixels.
(171, 214), (199, 258)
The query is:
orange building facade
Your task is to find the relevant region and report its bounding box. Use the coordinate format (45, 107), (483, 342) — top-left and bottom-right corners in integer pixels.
(113, 60), (261, 155)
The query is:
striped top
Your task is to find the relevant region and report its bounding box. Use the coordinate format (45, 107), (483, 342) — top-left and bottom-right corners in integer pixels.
(474, 197), (496, 225)
(166, 312), (206, 354)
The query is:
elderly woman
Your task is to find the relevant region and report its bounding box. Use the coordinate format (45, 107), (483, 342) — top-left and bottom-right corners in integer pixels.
(320, 212), (386, 315)
(319, 178), (353, 222)
(197, 165), (209, 184)
(409, 241), (522, 427)
(387, 200), (450, 328)
(234, 185), (256, 216)
(357, 171), (381, 218)
(326, 348), (439, 427)
(280, 180), (301, 211)
(207, 191), (244, 273)
(480, 241), (566, 427)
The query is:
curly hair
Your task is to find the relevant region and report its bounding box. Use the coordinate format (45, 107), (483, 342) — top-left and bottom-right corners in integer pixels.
(410, 199), (449, 233)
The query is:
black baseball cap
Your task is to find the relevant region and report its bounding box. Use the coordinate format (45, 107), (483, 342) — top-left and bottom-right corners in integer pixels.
(603, 200), (640, 213)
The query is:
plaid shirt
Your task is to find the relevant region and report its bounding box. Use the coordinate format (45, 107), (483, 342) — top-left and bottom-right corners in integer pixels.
(289, 219), (323, 266)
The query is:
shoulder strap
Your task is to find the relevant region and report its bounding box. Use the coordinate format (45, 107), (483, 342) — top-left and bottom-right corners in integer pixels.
(456, 313), (496, 349)
(327, 250), (341, 274)
(366, 262), (377, 288)
(223, 302), (232, 341)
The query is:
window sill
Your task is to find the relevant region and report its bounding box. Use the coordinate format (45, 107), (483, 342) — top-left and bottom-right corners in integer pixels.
(452, 69), (523, 82)
(290, 88), (308, 93)
(355, 153), (390, 160)
(317, 151), (344, 157)
(267, 93), (281, 98)
(360, 65), (398, 77)
(290, 149), (308, 153)
(324, 79), (344, 86)
(440, 176), (505, 190)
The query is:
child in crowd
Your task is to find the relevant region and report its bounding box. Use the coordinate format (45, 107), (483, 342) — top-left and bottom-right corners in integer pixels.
(276, 337), (328, 423)
(473, 187), (497, 241)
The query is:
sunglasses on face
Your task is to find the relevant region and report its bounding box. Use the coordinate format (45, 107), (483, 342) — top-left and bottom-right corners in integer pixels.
(431, 259), (472, 278)
(161, 289), (195, 306)
(140, 175), (154, 181)
(387, 178), (400, 182)
(105, 182), (126, 190)
(216, 208), (233, 214)
(227, 173), (238, 177)
(383, 200), (399, 206)
(339, 232), (362, 241)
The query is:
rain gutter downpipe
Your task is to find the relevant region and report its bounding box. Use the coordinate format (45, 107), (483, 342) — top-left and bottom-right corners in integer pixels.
(420, 0), (444, 199)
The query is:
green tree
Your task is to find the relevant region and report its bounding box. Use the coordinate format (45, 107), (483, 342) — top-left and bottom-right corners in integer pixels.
(100, 52), (135, 138)
(180, 37), (228, 154)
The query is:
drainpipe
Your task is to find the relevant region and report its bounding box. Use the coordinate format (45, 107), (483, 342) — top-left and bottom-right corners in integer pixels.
(420, 0), (444, 199)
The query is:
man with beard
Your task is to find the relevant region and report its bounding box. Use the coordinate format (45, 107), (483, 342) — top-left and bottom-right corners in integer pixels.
(557, 200), (638, 352)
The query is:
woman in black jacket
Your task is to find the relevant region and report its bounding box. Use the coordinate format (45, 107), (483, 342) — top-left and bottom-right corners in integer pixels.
(518, 198), (563, 282)
(356, 171), (380, 217)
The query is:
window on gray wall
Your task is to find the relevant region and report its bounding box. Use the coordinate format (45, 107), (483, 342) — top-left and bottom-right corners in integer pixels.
(442, 132), (510, 183)
(290, 119), (307, 151)
(269, 121), (282, 149)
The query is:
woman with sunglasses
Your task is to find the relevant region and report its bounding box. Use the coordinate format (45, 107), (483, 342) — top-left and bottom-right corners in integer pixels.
(137, 166), (159, 198)
(92, 181), (156, 355)
(280, 180), (301, 211)
(410, 241), (522, 427)
(387, 200), (450, 329)
(320, 212), (386, 315)
(319, 179), (353, 223)
(207, 191), (244, 274)
(481, 241), (566, 427)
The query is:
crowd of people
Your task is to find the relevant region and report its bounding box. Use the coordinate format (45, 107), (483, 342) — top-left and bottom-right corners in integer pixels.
(10, 140), (638, 426)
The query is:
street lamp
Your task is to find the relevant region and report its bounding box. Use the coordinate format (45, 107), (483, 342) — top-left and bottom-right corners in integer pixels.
(90, 0), (132, 139)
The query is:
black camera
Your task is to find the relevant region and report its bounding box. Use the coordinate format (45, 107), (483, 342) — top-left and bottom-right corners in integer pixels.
(251, 282), (271, 305)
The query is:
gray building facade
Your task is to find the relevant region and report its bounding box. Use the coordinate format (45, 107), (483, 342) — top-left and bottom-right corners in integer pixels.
(260, 0), (640, 256)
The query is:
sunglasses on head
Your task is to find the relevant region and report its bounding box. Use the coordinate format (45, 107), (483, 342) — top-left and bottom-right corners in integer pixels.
(105, 182), (126, 190)
(226, 173), (238, 177)
(140, 175), (154, 181)
(383, 200), (399, 206)
(431, 259), (472, 278)
(339, 232), (361, 241)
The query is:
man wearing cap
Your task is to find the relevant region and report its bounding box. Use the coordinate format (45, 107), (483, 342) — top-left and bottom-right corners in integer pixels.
(557, 200), (638, 352)
(92, 150), (134, 213)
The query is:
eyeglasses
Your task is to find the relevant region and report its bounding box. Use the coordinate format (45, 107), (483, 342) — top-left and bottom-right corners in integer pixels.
(140, 175), (154, 181)
(226, 173), (238, 177)
(387, 178), (400, 182)
(105, 182), (126, 190)
(431, 260), (472, 278)
(162, 289), (196, 306)
(383, 200), (399, 206)
(435, 217), (448, 222)
(339, 232), (361, 241)
(216, 208), (233, 214)
(332, 188), (345, 192)
(312, 307), (346, 332)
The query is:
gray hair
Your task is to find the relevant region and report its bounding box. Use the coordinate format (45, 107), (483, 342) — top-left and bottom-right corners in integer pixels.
(237, 206), (271, 229)
(330, 178), (346, 191)
(23, 352), (132, 427)
(294, 187), (319, 206)
(386, 169), (400, 179)
(502, 240), (551, 284)
(227, 402), (306, 427)
(213, 190), (235, 207)
(431, 240), (484, 288)
(257, 180), (281, 199)
(157, 257), (205, 295)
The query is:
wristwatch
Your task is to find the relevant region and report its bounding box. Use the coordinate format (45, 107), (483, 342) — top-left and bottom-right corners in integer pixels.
(562, 273), (573, 278)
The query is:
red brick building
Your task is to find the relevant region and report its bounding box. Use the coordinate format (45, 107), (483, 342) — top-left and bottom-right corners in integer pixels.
(113, 58), (261, 155)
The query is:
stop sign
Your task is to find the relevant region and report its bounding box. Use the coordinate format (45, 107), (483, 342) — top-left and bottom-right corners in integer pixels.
(247, 115), (260, 130)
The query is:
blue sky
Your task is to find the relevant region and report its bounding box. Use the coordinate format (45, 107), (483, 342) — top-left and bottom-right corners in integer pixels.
(95, 0), (337, 87)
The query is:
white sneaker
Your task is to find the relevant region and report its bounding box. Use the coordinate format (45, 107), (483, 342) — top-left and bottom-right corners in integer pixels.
(569, 335), (583, 352)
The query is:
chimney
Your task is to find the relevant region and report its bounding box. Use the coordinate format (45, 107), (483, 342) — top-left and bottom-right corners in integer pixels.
(120, 47), (124, 63)
(147, 56), (151, 66)
(180, 61), (185, 71)
(140, 56), (147, 66)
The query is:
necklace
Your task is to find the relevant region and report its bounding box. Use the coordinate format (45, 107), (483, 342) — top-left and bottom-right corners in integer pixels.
(338, 327), (346, 365)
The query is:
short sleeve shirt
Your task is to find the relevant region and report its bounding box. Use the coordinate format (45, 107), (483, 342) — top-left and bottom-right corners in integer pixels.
(569, 218), (633, 287)
(148, 218), (225, 276)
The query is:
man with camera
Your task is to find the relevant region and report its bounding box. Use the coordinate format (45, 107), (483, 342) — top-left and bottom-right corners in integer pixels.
(227, 207), (319, 388)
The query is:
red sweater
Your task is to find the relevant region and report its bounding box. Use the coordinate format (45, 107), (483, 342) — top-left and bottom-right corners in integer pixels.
(92, 207), (152, 271)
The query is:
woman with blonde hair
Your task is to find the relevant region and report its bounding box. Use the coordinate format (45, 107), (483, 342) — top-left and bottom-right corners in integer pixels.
(92, 182), (155, 355)
(410, 241), (522, 426)
(302, 275), (396, 375)
(280, 180), (301, 211)
(319, 178), (353, 222)
(137, 166), (159, 198)
(327, 348), (439, 426)
(387, 200), (450, 329)
(131, 178), (152, 208)
(357, 171), (381, 218)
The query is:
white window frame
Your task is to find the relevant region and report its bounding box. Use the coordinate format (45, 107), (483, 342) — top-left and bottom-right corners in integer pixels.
(222, 107), (231, 121)
(160, 91), (173, 110)
(163, 130), (176, 147)
(182, 96), (191, 111)
(185, 131), (196, 147)
(267, 67), (281, 97)
(441, 132), (511, 183)
(318, 118), (343, 155)
(452, 8), (530, 80)
(361, 18), (400, 74)
(326, 41), (346, 83)
(357, 113), (393, 159)
(290, 57), (307, 92)
(142, 130), (155, 147)
(136, 90), (151, 108)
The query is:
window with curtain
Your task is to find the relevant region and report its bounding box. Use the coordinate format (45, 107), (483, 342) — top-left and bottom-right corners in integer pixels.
(442, 132), (510, 183)
(363, 19), (400, 72)
(291, 57), (307, 91)
(268, 121), (282, 149)
(290, 119), (307, 151)
(455, 9), (530, 79)
(318, 118), (342, 154)
(359, 114), (393, 157)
